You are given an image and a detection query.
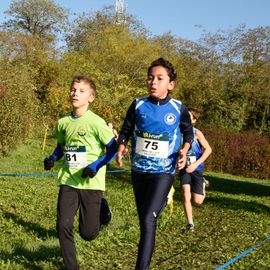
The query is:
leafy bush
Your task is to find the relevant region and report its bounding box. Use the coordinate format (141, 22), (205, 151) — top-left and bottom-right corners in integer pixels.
(0, 62), (41, 155)
(204, 126), (270, 179)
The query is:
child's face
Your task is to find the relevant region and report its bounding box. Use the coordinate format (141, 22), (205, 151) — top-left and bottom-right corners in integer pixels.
(147, 66), (175, 99)
(70, 81), (95, 109)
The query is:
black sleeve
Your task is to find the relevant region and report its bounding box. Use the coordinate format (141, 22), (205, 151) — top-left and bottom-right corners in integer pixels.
(118, 100), (136, 146)
(180, 104), (194, 145)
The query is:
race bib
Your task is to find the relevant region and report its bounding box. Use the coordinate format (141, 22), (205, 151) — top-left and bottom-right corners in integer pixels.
(64, 146), (87, 168)
(135, 131), (169, 158)
(186, 153), (196, 166)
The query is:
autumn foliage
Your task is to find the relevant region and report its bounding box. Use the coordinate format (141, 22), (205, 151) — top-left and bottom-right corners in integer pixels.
(0, 1), (269, 179)
(203, 127), (270, 179)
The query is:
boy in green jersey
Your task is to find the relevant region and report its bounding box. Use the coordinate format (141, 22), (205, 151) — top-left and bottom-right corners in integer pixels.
(44, 76), (117, 270)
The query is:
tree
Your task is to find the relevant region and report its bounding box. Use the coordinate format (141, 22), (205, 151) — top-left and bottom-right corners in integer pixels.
(2, 0), (68, 42)
(0, 0), (68, 101)
(197, 26), (270, 134)
(0, 60), (41, 155)
(47, 7), (159, 126)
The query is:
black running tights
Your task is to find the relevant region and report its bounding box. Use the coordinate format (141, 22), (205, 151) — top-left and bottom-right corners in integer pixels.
(132, 171), (174, 270)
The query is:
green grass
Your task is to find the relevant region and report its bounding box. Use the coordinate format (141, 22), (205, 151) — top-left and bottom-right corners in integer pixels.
(0, 139), (269, 269)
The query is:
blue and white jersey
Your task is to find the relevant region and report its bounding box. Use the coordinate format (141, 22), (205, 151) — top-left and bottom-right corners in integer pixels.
(131, 97), (183, 174)
(186, 127), (204, 171)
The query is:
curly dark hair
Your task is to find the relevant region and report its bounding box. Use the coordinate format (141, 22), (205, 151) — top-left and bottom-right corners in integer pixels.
(147, 57), (177, 82)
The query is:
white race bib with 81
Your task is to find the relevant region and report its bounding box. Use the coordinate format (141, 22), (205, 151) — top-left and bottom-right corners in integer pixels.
(135, 131), (169, 158)
(64, 146), (87, 168)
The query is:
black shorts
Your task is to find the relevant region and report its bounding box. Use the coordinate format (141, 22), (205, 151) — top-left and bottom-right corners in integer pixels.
(180, 170), (204, 195)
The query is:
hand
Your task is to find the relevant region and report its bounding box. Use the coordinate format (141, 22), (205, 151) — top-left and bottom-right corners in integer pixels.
(185, 163), (197, 173)
(117, 144), (126, 166)
(81, 167), (97, 178)
(177, 150), (187, 170)
(44, 156), (54, 170)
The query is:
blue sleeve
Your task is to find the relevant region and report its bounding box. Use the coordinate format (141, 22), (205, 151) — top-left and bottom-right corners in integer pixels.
(85, 138), (118, 173)
(50, 143), (64, 161)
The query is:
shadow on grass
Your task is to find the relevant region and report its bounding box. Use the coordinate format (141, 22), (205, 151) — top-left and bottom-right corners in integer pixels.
(206, 195), (270, 215)
(107, 171), (132, 185)
(0, 245), (64, 270)
(3, 212), (57, 239)
(108, 171), (270, 198)
(1, 213), (63, 269)
(171, 175), (270, 215)
(204, 175), (270, 197)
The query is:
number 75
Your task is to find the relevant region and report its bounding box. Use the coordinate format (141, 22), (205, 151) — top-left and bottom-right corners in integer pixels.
(145, 140), (158, 150)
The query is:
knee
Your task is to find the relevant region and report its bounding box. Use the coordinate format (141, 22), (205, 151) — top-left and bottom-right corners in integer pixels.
(193, 198), (203, 206)
(140, 214), (157, 232)
(80, 227), (99, 241)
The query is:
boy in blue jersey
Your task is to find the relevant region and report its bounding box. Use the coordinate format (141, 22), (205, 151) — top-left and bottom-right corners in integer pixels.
(180, 108), (212, 233)
(117, 58), (194, 270)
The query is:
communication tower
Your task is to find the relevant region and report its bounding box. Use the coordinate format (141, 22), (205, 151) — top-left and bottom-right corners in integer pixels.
(115, 0), (127, 24)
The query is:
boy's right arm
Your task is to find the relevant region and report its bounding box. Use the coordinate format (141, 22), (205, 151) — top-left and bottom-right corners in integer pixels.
(44, 143), (64, 170)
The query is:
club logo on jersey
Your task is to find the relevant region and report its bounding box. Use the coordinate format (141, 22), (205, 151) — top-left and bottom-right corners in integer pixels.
(78, 127), (86, 136)
(164, 113), (176, 125)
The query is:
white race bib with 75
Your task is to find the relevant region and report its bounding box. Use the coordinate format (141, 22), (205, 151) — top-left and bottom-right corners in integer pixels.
(135, 131), (169, 158)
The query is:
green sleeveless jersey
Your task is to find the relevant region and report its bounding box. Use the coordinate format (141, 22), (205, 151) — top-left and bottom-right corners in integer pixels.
(56, 110), (114, 190)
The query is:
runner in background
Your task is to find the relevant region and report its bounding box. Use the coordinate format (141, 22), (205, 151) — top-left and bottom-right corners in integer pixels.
(180, 108), (212, 233)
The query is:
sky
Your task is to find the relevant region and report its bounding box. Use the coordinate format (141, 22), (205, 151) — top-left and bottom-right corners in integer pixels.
(0, 0), (269, 41)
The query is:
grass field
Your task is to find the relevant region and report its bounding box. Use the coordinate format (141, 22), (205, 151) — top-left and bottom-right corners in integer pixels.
(0, 139), (269, 270)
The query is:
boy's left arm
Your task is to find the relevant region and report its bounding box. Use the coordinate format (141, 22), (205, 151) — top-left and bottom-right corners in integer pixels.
(81, 138), (118, 178)
(178, 105), (194, 169)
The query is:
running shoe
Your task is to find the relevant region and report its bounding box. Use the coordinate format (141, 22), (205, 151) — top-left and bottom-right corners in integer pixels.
(185, 223), (195, 233)
(203, 177), (210, 188)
